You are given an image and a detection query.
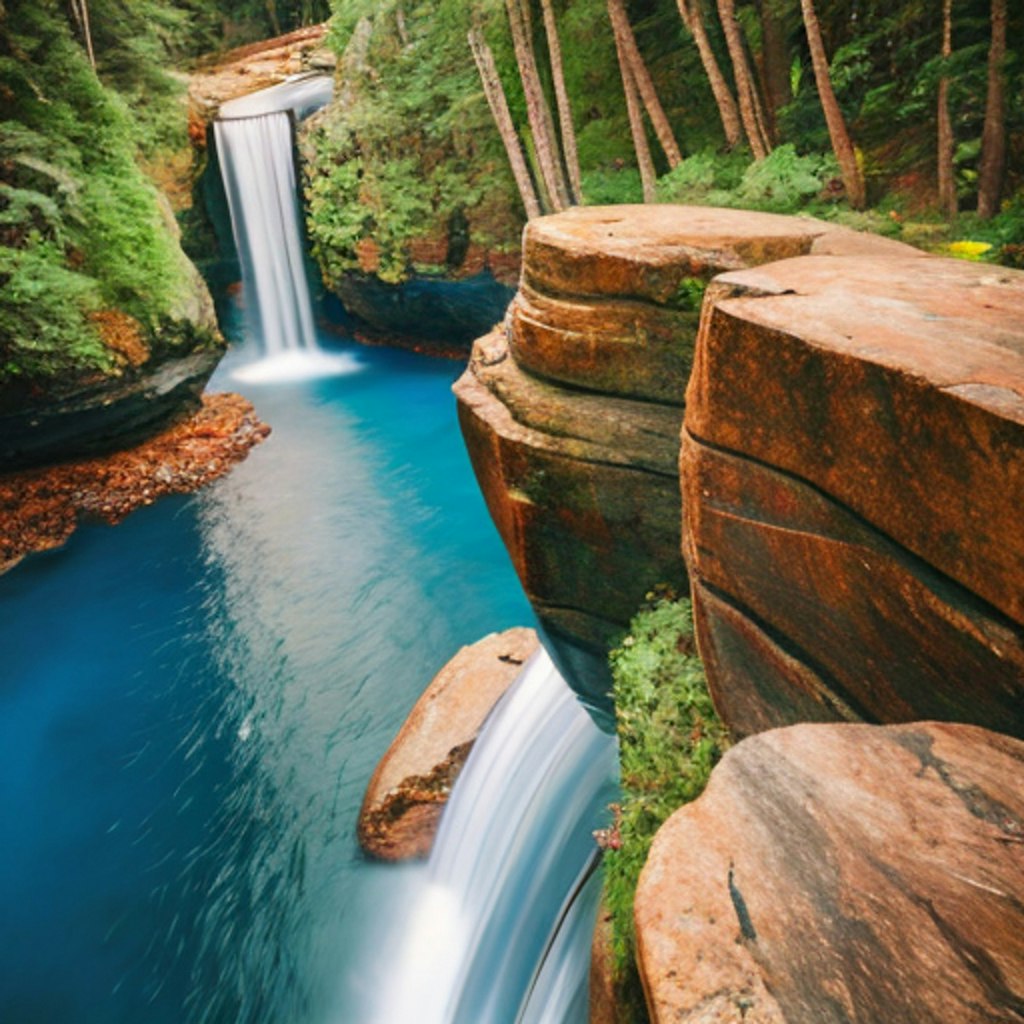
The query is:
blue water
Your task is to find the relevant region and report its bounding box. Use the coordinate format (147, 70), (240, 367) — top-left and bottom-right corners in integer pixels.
(0, 334), (534, 1023)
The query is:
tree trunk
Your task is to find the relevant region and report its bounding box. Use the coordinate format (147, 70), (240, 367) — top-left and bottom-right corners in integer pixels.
(937, 0), (956, 218)
(607, 0), (682, 168)
(468, 27), (543, 220)
(612, 18), (657, 201)
(716, 0), (771, 158)
(757, 0), (791, 142)
(540, 0), (583, 202)
(800, 0), (865, 208)
(69, 0), (96, 70)
(676, 0), (742, 148)
(505, 0), (570, 211)
(976, 0), (1006, 219)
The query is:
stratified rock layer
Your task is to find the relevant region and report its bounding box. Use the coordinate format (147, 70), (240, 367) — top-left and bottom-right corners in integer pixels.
(635, 721), (1024, 1024)
(455, 206), (918, 692)
(682, 254), (1024, 738)
(358, 627), (538, 861)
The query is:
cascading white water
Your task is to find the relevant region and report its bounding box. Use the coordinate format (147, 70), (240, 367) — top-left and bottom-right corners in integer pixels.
(360, 648), (618, 1024)
(216, 110), (317, 355)
(214, 75), (360, 384)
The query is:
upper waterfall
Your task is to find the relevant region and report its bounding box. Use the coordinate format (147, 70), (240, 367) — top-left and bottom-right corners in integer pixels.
(214, 75), (359, 383)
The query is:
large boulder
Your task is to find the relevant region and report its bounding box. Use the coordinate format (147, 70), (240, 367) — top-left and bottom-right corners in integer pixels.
(682, 254), (1024, 738)
(455, 205), (917, 698)
(634, 721), (1024, 1023)
(357, 627), (538, 861)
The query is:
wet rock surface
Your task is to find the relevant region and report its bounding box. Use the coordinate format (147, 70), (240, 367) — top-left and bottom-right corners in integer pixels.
(358, 627), (538, 861)
(455, 206), (916, 690)
(683, 254), (1024, 738)
(0, 346), (224, 472)
(0, 392), (269, 574)
(635, 721), (1024, 1024)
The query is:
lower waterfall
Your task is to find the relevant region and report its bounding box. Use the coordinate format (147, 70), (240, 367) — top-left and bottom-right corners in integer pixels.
(359, 648), (618, 1024)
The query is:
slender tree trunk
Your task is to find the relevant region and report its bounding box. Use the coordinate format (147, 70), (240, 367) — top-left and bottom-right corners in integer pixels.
(396, 5), (410, 47)
(69, 0), (96, 70)
(757, 0), (791, 142)
(937, 0), (956, 218)
(505, 0), (570, 211)
(977, 0), (1006, 219)
(800, 0), (865, 208)
(266, 0), (281, 38)
(607, 0), (683, 168)
(469, 27), (543, 220)
(540, 0), (583, 202)
(676, 0), (742, 148)
(612, 19), (657, 202)
(716, 0), (771, 157)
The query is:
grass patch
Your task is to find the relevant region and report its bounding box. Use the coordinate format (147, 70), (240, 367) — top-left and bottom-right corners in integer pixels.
(602, 588), (730, 1022)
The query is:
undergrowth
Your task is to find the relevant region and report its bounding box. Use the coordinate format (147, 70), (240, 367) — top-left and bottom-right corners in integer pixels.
(603, 588), (730, 1023)
(0, 3), (205, 398)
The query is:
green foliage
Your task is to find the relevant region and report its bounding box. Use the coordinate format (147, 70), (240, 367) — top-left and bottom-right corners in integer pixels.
(656, 145), (839, 214)
(0, 1), (203, 395)
(580, 168), (644, 206)
(603, 590), (730, 1021)
(304, 0), (521, 285)
(733, 144), (841, 212)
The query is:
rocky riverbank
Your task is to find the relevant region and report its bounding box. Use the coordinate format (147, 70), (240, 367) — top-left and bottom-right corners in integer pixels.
(0, 393), (269, 575)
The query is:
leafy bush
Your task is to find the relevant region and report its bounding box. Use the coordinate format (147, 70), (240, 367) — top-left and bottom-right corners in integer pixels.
(733, 144), (841, 212)
(0, 3), (205, 397)
(602, 589), (730, 1022)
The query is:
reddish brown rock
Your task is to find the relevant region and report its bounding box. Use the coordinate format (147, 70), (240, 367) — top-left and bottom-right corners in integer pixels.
(0, 392), (270, 575)
(188, 24), (331, 122)
(683, 255), (1024, 738)
(357, 627), (538, 861)
(456, 206), (917, 691)
(635, 721), (1024, 1024)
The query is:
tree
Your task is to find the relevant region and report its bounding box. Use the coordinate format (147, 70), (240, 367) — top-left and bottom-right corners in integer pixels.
(540, 0), (582, 202)
(976, 0), (1006, 219)
(716, 0), (771, 157)
(468, 26), (543, 220)
(68, 0), (96, 69)
(610, 11), (657, 201)
(757, 0), (791, 142)
(505, 0), (570, 211)
(606, 0), (683, 168)
(937, 0), (956, 217)
(676, 0), (742, 148)
(800, 0), (865, 209)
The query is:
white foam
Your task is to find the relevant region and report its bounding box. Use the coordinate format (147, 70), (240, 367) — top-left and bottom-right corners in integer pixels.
(230, 350), (364, 385)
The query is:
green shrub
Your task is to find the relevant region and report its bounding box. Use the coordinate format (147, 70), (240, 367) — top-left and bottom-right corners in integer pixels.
(0, 3), (199, 395)
(603, 589), (730, 1022)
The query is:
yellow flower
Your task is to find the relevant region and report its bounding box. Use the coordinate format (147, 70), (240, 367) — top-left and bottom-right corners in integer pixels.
(946, 240), (994, 260)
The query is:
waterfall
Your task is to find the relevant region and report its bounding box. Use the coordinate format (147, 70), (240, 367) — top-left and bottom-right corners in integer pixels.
(359, 648), (618, 1024)
(214, 75), (360, 384)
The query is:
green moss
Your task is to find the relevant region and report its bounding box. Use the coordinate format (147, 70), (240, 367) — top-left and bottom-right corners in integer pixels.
(603, 588), (730, 1023)
(0, 3), (201, 396)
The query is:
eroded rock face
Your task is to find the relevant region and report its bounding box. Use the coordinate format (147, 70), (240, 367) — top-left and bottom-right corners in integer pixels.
(635, 721), (1024, 1024)
(455, 205), (917, 694)
(357, 627), (538, 861)
(682, 254), (1024, 738)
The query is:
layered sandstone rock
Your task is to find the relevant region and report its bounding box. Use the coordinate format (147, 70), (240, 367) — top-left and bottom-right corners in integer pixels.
(358, 627), (538, 861)
(682, 254), (1024, 738)
(635, 721), (1024, 1023)
(455, 205), (916, 694)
